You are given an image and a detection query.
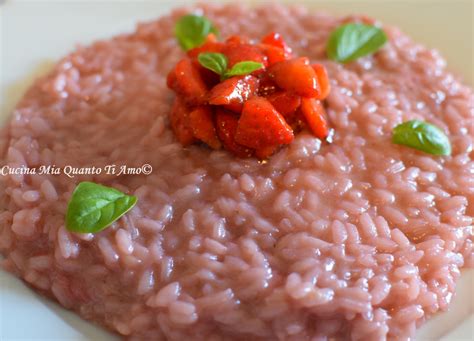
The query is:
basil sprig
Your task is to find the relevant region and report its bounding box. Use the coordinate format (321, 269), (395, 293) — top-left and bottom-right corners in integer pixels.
(327, 23), (387, 63)
(175, 14), (219, 51)
(198, 52), (263, 80)
(392, 120), (451, 156)
(66, 182), (137, 233)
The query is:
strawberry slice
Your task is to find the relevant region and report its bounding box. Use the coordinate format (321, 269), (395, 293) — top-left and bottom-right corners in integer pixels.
(300, 98), (329, 139)
(208, 75), (259, 106)
(189, 106), (221, 149)
(261, 32), (292, 54)
(174, 59), (208, 105)
(169, 98), (196, 146)
(235, 97), (294, 150)
(267, 91), (301, 119)
(312, 64), (331, 100)
(222, 42), (268, 68)
(259, 44), (290, 66)
(257, 73), (278, 97)
(268, 57), (320, 98)
(215, 109), (254, 157)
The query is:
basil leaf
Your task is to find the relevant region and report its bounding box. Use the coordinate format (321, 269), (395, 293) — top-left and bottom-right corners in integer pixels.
(66, 182), (137, 233)
(224, 61), (264, 79)
(198, 52), (228, 76)
(175, 14), (219, 51)
(327, 23), (387, 63)
(392, 120), (451, 156)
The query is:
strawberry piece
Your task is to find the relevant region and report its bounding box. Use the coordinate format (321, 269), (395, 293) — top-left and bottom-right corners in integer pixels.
(261, 32), (292, 54)
(267, 91), (301, 119)
(268, 57), (320, 97)
(169, 98), (196, 146)
(215, 109), (254, 158)
(235, 97), (294, 150)
(189, 106), (221, 149)
(187, 34), (224, 58)
(260, 44), (290, 66)
(174, 59), (208, 105)
(300, 98), (329, 139)
(208, 75), (259, 106)
(222, 43), (268, 68)
(312, 63), (331, 100)
(223, 102), (244, 114)
(167, 68), (177, 90)
(190, 59), (220, 88)
(258, 73), (278, 97)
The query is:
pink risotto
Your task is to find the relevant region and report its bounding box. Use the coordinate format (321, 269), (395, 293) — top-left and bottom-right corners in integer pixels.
(0, 4), (473, 340)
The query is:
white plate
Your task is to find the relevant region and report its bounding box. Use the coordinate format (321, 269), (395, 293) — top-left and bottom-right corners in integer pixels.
(0, 1), (473, 340)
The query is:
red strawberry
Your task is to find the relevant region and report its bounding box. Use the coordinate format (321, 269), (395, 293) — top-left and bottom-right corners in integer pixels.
(312, 63), (331, 100)
(235, 97), (294, 150)
(267, 91), (301, 120)
(261, 32), (292, 54)
(222, 42), (268, 68)
(268, 57), (320, 97)
(208, 75), (259, 106)
(215, 109), (254, 157)
(300, 98), (329, 139)
(169, 98), (196, 146)
(174, 59), (208, 105)
(189, 106), (221, 149)
(259, 44), (290, 66)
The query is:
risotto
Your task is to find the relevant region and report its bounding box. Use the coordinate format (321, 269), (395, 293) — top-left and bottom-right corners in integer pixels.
(0, 3), (473, 340)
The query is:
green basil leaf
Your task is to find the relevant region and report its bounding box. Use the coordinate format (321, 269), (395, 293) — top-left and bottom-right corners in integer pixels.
(66, 182), (137, 233)
(327, 23), (387, 63)
(223, 61), (264, 79)
(198, 52), (228, 76)
(392, 120), (451, 156)
(175, 14), (219, 51)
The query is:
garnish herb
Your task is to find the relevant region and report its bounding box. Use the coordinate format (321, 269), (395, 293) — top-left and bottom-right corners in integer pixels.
(392, 120), (451, 156)
(175, 14), (219, 51)
(198, 52), (228, 76)
(326, 23), (387, 63)
(66, 182), (137, 233)
(198, 52), (263, 80)
(225, 61), (265, 78)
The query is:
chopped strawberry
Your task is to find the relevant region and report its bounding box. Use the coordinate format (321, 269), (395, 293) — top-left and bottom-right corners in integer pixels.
(215, 109), (254, 157)
(235, 97), (294, 150)
(267, 91), (301, 119)
(223, 102), (244, 114)
(187, 34), (224, 58)
(169, 98), (196, 146)
(208, 75), (259, 106)
(268, 57), (320, 97)
(189, 106), (221, 149)
(257, 73), (278, 97)
(191, 59), (220, 88)
(312, 64), (331, 100)
(300, 98), (329, 139)
(167, 68), (177, 89)
(222, 43), (268, 68)
(259, 44), (290, 66)
(261, 32), (292, 54)
(174, 59), (208, 105)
